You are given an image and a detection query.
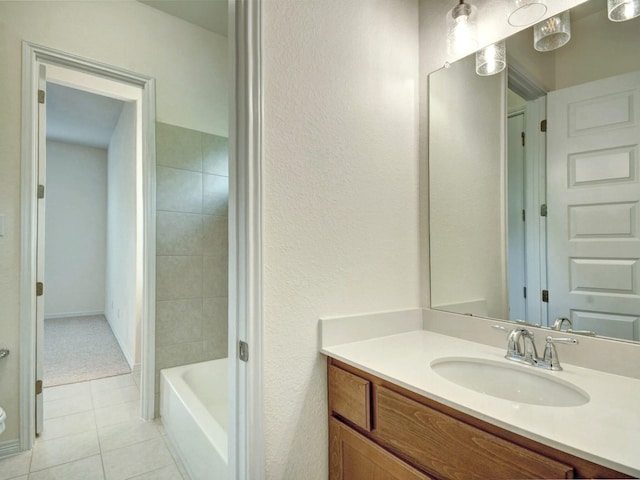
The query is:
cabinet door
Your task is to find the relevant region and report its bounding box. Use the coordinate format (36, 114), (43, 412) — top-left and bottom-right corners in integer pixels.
(330, 418), (432, 480)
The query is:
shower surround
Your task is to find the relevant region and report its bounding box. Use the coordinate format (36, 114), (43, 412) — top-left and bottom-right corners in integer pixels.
(154, 122), (229, 410)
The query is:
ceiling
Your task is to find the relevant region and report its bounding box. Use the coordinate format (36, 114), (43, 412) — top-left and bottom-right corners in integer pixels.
(46, 83), (125, 150)
(138, 0), (228, 37)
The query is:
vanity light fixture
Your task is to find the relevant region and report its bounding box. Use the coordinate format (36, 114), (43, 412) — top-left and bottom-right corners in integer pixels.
(447, 0), (478, 57)
(476, 41), (506, 76)
(508, 0), (547, 27)
(533, 10), (571, 52)
(608, 0), (640, 21)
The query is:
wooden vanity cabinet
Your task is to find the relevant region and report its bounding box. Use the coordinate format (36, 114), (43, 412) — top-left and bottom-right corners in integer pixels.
(327, 358), (633, 480)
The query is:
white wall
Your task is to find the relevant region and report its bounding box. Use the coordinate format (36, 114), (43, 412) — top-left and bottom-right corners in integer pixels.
(262, 0), (420, 477)
(554, 7), (640, 89)
(0, 0), (225, 446)
(44, 141), (108, 318)
(106, 102), (139, 368)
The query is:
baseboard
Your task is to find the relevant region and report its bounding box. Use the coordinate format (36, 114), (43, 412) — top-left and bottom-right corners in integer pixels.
(104, 313), (135, 370)
(0, 438), (23, 459)
(44, 310), (104, 320)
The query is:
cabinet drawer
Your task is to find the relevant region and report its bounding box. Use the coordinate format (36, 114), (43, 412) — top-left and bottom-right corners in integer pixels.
(375, 386), (574, 480)
(330, 418), (432, 480)
(329, 365), (371, 431)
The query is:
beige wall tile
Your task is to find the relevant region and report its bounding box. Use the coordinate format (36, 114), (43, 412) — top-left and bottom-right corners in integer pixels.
(202, 174), (228, 216)
(156, 123), (202, 172)
(156, 256), (203, 301)
(202, 214), (228, 257)
(203, 297), (228, 359)
(157, 212), (203, 256)
(156, 299), (203, 346)
(202, 133), (228, 176)
(202, 254), (228, 297)
(155, 341), (206, 371)
(156, 167), (202, 214)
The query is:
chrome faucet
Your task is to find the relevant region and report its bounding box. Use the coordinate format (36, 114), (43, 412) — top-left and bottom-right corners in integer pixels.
(506, 327), (538, 366)
(551, 317), (572, 331)
(498, 325), (578, 371)
(551, 316), (596, 336)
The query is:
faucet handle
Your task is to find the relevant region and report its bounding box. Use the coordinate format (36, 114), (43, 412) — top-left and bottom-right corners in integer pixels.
(543, 336), (578, 371)
(491, 324), (510, 333)
(546, 336), (578, 345)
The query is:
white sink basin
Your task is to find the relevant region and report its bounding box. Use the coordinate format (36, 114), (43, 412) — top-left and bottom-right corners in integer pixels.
(430, 357), (590, 407)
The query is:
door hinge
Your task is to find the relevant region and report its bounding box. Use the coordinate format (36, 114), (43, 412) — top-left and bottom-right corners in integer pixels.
(523, 287), (527, 299)
(38, 184), (45, 199)
(540, 204), (547, 217)
(522, 209), (526, 222)
(38, 89), (45, 104)
(36, 282), (44, 297)
(239, 340), (249, 362)
(542, 290), (549, 303)
(36, 379), (43, 395)
(540, 119), (547, 132)
(521, 131), (525, 146)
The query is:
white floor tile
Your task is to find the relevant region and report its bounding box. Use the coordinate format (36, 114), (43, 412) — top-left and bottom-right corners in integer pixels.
(43, 382), (91, 403)
(43, 393), (93, 420)
(28, 455), (104, 480)
(30, 430), (100, 472)
(93, 400), (140, 428)
(162, 436), (190, 480)
(97, 418), (161, 453)
(92, 385), (140, 409)
(127, 463), (184, 480)
(101, 437), (174, 480)
(90, 375), (135, 393)
(39, 410), (96, 441)
(20, 372), (198, 480)
(132, 371), (142, 389)
(0, 451), (31, 480)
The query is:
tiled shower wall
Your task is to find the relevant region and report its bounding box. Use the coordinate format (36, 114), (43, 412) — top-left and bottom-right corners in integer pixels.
(155, 122), (229, 405)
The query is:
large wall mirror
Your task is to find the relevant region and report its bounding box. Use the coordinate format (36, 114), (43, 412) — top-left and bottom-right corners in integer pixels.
(429, 0), (640, 343)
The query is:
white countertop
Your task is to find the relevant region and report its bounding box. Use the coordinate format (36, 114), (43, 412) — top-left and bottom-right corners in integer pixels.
(321, 330), (640, 477)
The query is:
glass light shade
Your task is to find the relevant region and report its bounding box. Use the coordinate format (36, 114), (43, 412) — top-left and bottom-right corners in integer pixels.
(608, 0), (640, 21)
(446, 1), (478, 58)
(534, 11), (571, 52)
(508, 0), (547, 27)
(476, 41), (506, 76)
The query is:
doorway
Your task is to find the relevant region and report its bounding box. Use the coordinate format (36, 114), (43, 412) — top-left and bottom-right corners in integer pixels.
(43, 81), (135, 392)
(20, 43), (157, 446)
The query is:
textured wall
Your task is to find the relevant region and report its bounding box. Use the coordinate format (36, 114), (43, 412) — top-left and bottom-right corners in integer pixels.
(261, 0), (420, 477)
(154, 122), (228, 409)
(106, 102), (139, 367)
(44, 141), (108, 317)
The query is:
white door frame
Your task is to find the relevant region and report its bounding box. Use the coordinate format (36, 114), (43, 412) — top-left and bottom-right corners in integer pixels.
(229, 0), (264, 478)
(19, 42), (157, 450)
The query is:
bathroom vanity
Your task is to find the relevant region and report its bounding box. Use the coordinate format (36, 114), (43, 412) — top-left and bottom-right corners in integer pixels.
(321, 317), (640, 480)
(328, 358), (629, 479)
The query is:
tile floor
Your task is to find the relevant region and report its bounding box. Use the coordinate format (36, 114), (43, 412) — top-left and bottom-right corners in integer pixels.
(0, 373), (189, 480)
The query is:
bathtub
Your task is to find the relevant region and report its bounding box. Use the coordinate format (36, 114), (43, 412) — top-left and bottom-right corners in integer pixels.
(160, 358), (229, 480)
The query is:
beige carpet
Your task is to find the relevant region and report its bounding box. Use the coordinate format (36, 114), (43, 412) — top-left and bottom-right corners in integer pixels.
(44, 314), (131, 387)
